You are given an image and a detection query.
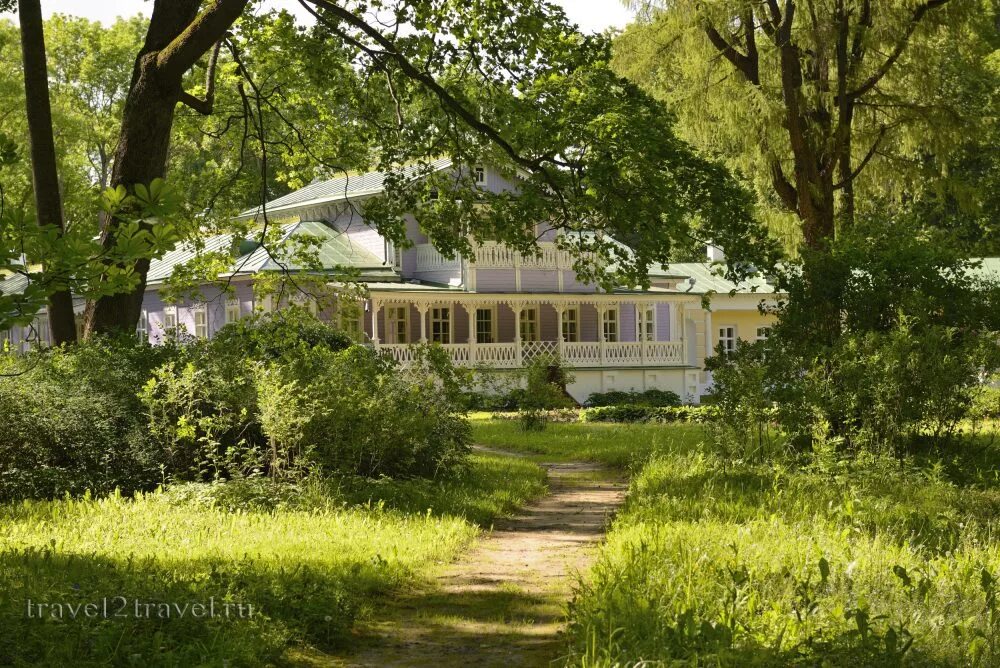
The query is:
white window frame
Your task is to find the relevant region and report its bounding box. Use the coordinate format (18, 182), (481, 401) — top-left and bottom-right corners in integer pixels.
(193, 306), (209, 339)
(29, 317), (49, 349)
(137, 309), (149, 339)
(561, 307), (579, 343)
(718, 325), (737, 354)
(638, 305), (656, 342)
(338, 302), (364, 341)
(756, 326), (772, 341)
(387, 305), (410, 344)
(519, 306), (539, 342)
(225, 299), (242, 324)
(473, 165), (487, 185)
(162, 305), (178, 333)
(475, 306), (497, 344)
(431, 306), (451, 344)
(603, 307), (619, 343)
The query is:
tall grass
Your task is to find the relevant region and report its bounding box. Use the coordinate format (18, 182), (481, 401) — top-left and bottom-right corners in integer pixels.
(0, 453), (546, 666)
(471, 418), (705, 469)
(566, 439), (1000, 666)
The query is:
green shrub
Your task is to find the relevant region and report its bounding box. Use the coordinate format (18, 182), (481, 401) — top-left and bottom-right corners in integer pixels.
(710, 216), (1000, 455)
(517, 354), (575, 431)
(0, 336), (180, 501)
(582, 405), (719, 424)
(258, 344), (471, 478)
(140, 309), (355, 481)
(585, 388), (682, 407)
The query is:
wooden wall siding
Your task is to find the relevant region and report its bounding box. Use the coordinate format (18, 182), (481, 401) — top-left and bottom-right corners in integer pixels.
(620, 303), (636, 341)
(561, 271), (597, 293)
(580, 303), (599, 341)
(539, 304), (559, 341)
(344, 226), (386, 263)
(520, 270), (560, 292)
(657, 303), (672, 341)
(411, 269), (462, 285)
(475, 269), (517, 292)
(498, 303), (516, 341)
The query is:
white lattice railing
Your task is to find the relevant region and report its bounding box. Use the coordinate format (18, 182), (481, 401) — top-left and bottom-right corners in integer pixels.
(562, 342), (601, 366)
(475, 343), (519, 368)
(645, 341), (684, 364)
(379, 340), (686, 369)
(520, 340), (559, 362)
(414, 244), (460, 272)
(472, 242), (584, 270)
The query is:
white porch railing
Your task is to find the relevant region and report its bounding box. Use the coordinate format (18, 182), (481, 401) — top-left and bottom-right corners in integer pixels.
(377, 340), (685, 369)
(414, 241), (591, 272)
(414, 244), (460, 272)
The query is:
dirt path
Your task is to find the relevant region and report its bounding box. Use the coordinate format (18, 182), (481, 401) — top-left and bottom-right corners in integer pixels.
(330, 450), (626, 667)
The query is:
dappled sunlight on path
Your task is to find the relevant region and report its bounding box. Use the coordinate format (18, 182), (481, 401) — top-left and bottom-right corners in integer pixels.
(299, 449), (625, 667)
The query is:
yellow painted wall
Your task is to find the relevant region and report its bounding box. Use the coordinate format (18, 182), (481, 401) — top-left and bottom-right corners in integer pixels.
(709, 307), (777, 349)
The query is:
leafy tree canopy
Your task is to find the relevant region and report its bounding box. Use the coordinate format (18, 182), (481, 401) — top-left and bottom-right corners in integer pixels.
(615, 0), (998, 253)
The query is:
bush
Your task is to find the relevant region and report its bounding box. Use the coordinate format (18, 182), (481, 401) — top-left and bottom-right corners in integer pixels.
(710, 215), (1000, 456)
(517, 355), (575, 431)
(140, 309), (356, 481)
(585, 388), (682, 408)
(258, 344), (471, 478)
(0, 336), (181, 501)
(582, 405), (719, 424)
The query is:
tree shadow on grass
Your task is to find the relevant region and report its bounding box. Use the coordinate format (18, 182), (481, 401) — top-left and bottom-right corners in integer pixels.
(0, 547), (396, 667)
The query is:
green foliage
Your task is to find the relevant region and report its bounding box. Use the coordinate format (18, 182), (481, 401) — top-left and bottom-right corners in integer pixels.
(142, 311), (470, 481)
(0, 337), (179, 501)
(256, 343), (471, 478)
(0, 451), (546, 666)
(585, 388), (681, 408)
(516, 355), (575, 431)
(709, 215), (1000, 454)
(566, 428), (1000, 666)
(582, 405), (719, 425)
(615, 1), (996, 251)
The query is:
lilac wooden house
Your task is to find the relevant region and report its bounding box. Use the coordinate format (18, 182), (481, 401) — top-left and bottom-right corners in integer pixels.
(3, 160), (781, 402)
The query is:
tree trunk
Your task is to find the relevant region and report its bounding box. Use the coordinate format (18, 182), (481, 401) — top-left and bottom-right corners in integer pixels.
(19, 0), (77, 345)
(85, 53), (187, 336)
(86, 0), (246, 337)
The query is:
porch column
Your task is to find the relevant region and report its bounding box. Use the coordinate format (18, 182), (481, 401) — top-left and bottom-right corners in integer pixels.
(598, 302), (606, 365)
(418, 303), (428, 343)
(370, 298), (380, 346)
(678, 302), (686, 364)
(466, 302), (476, 363)
(704, 308), (712, 363)
(554, 303), (565, 360)
(636, 302), (646, 364)
(512, 301), (523, 367)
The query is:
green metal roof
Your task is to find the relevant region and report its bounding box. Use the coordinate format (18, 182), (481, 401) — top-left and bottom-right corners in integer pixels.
(147, 221), (399, 286)
(238, 158), (454, 219)
(651, 262), (778, 295)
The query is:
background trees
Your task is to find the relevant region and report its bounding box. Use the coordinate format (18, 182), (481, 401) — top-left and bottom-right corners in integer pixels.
(1, 0), (773, 338)
(616, 0), (997, 252)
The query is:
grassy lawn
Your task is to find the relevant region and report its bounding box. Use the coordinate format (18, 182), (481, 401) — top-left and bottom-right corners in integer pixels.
(471, 415), (705, 469)
(0, 452), (546, 667)
(541, 423), (1000, 666)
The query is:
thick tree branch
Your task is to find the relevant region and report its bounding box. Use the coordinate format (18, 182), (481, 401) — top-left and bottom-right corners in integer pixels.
(833, 125), (887, 190)
(178, 39), (224, 115)
(300, 0), (567, 186)
(704, 19), (758, 84)
(848, 0), (950, 99)
(770, 160), (798, 211)
(157, 0), (248, 81)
